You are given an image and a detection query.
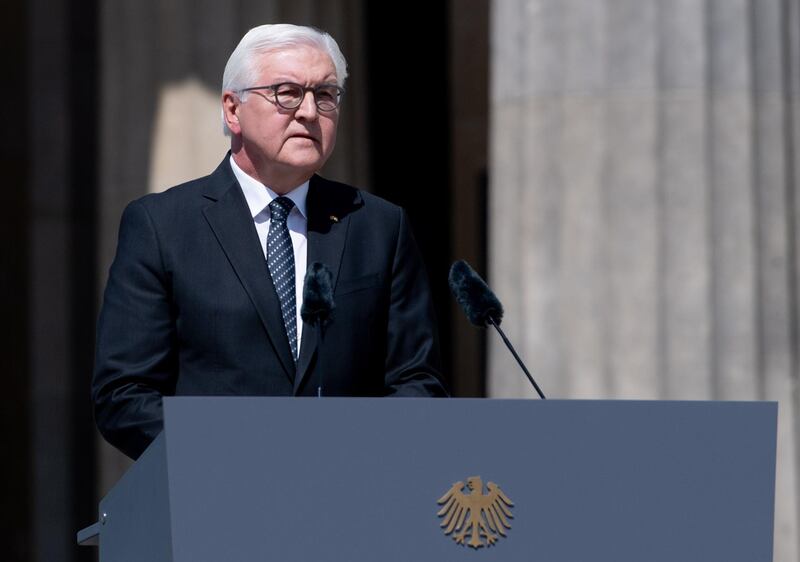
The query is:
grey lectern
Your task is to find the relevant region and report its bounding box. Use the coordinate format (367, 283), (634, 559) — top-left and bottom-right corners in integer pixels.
(78, 398), (777, 562)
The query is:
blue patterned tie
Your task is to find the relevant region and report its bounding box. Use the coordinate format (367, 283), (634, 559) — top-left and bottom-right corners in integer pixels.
(267, 197), (298, 361)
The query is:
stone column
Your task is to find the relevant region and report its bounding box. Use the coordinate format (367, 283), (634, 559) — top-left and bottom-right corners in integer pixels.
(489, 1), (799, 559)
(29, 1), (76, 557)
(28, 0), (100, 560)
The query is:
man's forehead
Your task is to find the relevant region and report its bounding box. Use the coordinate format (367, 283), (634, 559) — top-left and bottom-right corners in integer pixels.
(254, 45), (336, 73)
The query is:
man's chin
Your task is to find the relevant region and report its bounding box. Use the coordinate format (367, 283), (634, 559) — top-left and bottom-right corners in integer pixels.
(268, 157), (328, 185)
(281, 150), (330, 170)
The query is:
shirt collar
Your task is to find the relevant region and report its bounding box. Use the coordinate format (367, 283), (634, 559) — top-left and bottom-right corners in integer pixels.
(229, 155), (309, 220)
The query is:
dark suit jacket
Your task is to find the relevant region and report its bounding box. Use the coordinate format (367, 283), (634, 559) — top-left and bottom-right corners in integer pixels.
(92, 157), (446, 459)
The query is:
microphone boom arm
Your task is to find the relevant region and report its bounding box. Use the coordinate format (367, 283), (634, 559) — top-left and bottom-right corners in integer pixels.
(487, 316), (546, 400)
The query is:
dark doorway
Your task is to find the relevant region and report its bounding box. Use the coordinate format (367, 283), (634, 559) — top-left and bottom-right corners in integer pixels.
(364, 3), (454, 391)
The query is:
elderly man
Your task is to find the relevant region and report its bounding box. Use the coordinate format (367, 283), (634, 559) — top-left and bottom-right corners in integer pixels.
(93, 24), (447, 459)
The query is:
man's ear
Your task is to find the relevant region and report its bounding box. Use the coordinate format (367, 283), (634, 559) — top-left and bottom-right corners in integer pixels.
(222, 91), (242, 134)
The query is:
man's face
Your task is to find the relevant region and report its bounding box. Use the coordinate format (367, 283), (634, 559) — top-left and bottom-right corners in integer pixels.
(224, 45), (339, 191)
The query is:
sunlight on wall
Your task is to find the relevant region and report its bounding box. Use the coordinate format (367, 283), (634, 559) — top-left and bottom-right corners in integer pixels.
(148, 77), (230, 194)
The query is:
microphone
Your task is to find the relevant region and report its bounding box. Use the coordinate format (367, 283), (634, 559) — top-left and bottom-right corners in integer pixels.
(301, 262), (335, 397)
(301, 262), (335, 326)
(448, 260), (546, 399)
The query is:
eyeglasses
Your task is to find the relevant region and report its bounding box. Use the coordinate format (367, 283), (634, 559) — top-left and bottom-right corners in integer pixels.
(238, 82), (345, 112)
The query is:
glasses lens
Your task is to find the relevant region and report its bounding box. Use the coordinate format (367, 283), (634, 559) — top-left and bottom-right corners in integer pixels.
(274, 83), (304, 109)
(315, 86), (341, 111)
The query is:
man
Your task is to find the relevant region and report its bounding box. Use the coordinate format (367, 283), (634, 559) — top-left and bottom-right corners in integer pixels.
(93, 24), (447, 460)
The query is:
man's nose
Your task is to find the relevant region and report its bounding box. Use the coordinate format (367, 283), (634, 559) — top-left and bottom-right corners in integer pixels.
(294, 90), (319, 120)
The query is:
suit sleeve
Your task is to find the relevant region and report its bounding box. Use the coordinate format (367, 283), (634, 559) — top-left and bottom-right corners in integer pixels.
(383, 208), (449, 397)
(92, 199), (176, 459)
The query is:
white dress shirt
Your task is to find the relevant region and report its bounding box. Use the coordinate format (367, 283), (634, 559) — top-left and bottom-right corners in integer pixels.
(229, 156), (308, 352)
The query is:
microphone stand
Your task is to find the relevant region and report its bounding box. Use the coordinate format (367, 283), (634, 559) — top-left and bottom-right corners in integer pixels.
(487, 316), (546, 399)
(316, 320), (324, 397)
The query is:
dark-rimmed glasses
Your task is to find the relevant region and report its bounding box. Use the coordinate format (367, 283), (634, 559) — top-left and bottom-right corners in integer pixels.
(238, 82), (345, 112)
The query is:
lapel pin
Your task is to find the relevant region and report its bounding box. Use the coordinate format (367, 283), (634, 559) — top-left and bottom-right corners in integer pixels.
(329, 215), (339, 223)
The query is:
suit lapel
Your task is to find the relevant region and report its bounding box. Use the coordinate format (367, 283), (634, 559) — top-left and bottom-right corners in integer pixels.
(201, 158), (296, 382)
(294, 175), (362, 393)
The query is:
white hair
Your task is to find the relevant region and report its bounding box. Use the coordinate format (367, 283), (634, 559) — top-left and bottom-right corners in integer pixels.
(221, 23), (348, 135)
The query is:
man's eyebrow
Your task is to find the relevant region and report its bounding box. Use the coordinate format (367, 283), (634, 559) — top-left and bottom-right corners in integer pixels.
(264, 77), (339, 84)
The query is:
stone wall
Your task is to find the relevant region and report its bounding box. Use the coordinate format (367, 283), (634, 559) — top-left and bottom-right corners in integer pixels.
(489, 1), (799, 559)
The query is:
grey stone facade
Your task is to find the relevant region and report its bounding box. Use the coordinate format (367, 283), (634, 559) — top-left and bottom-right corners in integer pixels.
(489, 1), (800, 559)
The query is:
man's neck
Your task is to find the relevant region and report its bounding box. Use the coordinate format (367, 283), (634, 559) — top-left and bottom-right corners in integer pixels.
(230, 150), (311, 195)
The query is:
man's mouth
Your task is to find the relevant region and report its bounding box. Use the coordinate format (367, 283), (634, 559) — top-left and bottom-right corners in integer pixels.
(289, 133), (318, 142)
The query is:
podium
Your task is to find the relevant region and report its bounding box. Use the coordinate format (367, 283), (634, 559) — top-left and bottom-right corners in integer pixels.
(78, 397), (777, 561)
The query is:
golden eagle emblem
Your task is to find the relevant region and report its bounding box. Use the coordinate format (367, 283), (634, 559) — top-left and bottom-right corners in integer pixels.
(437, 476), (514, 548)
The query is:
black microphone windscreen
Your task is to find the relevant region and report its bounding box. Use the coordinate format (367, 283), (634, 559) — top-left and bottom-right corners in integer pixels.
(448, 260), (504, 327)
(301, 262), (335, 325)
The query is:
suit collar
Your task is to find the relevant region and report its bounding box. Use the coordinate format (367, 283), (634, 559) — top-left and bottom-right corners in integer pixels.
(200, 154), (238, 201)
(201, 155), (297, 382)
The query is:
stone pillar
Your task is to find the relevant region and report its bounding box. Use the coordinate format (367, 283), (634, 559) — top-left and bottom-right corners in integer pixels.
(29, 0), (75, 555)
(489, 1), (799, 559)
(98, 0), (368, 491)
(28, 0), (99, 560)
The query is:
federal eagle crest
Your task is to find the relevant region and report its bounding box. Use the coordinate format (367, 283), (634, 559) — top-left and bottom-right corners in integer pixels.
(436, 476), (514, 548)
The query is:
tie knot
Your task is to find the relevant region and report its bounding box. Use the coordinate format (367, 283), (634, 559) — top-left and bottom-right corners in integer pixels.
(269, 196), (295, 224)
